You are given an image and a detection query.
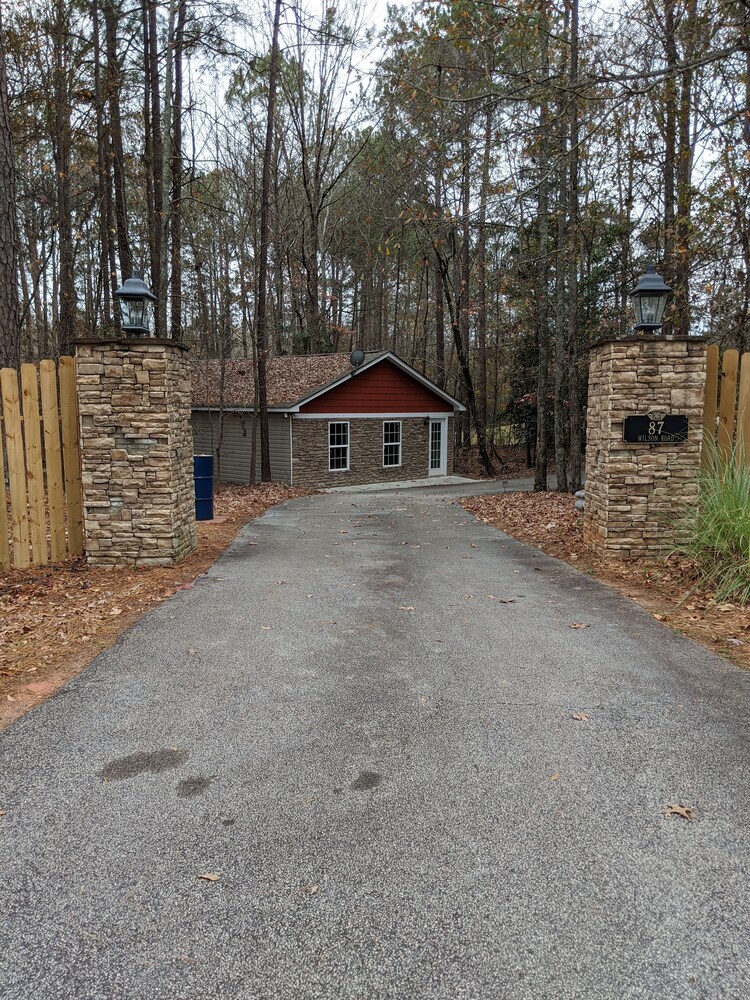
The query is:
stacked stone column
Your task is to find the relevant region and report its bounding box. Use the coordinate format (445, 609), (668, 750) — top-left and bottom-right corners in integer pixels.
(583, 336), (706, 558)
(75, 339), (197, 568)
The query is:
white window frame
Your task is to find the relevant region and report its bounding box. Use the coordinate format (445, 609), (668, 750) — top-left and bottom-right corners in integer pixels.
(328, 421), (350, 472)
(382, 420), (402, 468)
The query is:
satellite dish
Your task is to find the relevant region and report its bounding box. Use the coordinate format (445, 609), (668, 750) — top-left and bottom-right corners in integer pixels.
(350, 349), (365, 368)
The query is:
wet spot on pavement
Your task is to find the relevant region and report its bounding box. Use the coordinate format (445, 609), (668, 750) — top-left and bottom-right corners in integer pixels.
(351, 770), (382, 791)
(176, 776), (212, 798)
(99, 748), (188, 782)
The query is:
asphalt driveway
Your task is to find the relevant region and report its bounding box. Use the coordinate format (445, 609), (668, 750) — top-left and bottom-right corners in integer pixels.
(1, 488), (748, 1000)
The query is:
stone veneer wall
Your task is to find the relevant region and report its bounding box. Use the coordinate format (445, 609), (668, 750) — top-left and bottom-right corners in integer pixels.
(292, 416), (454, 488)
(583, 335), (706, 558)
(76, 339), (197, 567)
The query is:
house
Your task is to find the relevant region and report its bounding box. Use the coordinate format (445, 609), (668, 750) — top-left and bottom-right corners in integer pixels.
(191, 351), (466, 488)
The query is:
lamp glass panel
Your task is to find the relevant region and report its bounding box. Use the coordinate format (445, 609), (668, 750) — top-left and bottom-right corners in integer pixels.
(636, 293), (665, 326)
(119, 297), (149, 330)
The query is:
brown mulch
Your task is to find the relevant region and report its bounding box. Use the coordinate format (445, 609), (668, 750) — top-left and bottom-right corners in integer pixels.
(460, 491), (750, 671)
(0, 484), (311, 729)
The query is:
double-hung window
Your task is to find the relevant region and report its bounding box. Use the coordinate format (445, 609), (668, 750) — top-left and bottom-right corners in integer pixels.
(328, 421), (350, 471)
(383, 420), (402, 467)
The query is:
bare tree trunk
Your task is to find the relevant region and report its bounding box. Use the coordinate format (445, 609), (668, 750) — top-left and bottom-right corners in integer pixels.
(535, 84), (551, 492)
(103, 1), (132, 282)
(674, 0), (696, 338)
(254, 0), (282, 481)
(159, 0), (177, 339)
(437, 254), (494, 477)
(53, 0), (76, 355)
(567, 0), (582, 491)
(170, 0), (187, 340)
(0, 1), (20, 367)
(92, 1), (114, 331)
(477, 105), (492, 431)
(434, 63), (446, 388)
(148, 0), (164, 331)
(663, 0), (677, 335)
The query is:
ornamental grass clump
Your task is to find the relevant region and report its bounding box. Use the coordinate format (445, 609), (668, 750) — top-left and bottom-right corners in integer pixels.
(675, 450), (750, 605)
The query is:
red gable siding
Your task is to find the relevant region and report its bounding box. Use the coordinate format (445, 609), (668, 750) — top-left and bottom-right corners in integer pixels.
(299, 359), (453, 414)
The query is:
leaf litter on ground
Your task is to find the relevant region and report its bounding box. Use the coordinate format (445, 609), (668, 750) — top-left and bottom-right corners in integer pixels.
(460, 491), (750, 672)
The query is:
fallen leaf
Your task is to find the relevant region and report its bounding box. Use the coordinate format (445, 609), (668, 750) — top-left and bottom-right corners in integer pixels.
(109, 607), (122, 617)
(197, 873), (220, 882)
(498, 598), (516, 604)
(399, 606), (415, 611)
(470, 543), (478, 549)
(6, 695), (16, 702)
(664, 804), (695, 821)
(261, 626), (271, 630)
(653, 613), (665, 621)
(571, 711), (589, 721)
(549, 772), (561, 781)
(176, 583), (195, 591)
(727, 638), (745, 646)
(569, 622), (590, 629)
(717, 603), (736, 613)
(188, 648), (196, 655)
(297, 883), (318, 896)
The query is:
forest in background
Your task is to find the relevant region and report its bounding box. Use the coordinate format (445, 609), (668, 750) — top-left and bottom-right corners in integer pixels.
(0, 0), (748, 488)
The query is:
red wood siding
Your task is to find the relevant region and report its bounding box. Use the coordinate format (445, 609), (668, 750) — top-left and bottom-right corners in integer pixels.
(299, 360), (453, 414)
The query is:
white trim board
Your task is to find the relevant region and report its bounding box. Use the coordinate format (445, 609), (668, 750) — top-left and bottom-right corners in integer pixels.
(292, 411), (453, 420)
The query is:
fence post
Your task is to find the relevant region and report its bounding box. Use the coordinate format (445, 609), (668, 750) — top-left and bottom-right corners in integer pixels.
(1, 367), (30, 569)
(21, 363), (48, 565)
(717, 348), (739, 468)
(59, 356), (84, 557)
(702, 344), (719, 469)
(39, 360), (67, 562)
(0, 407), (9, 570)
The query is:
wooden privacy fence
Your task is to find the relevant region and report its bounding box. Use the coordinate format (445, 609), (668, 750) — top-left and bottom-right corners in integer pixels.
(701, 344), (750, 468)
(1, 358), (84, 570)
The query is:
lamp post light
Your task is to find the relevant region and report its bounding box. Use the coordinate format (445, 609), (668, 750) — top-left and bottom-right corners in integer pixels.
(629, 266), (672, 334)
(113, 272), (157, 337)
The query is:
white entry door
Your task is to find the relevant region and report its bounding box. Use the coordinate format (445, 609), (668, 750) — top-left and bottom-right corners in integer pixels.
(428, 418), (447, 476)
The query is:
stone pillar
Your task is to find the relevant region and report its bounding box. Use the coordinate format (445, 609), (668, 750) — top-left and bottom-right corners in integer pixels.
(75, 339), (197, 568)
(583, 335), (706, 558)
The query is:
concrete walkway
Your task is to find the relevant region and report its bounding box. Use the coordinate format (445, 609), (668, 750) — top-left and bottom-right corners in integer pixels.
(1, 488), (748, 999)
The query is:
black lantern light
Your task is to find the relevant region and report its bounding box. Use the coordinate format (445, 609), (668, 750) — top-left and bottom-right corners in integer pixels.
(113, 272), (157, 336)
(629, 266), (672, 333)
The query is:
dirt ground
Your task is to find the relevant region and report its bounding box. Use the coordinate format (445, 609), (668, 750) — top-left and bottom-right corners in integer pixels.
(460, 491), (750, 672)
(0, 484), (310, 730)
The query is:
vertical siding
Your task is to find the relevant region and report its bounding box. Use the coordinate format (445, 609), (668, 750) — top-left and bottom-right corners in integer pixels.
(299, 359), (453, 413)
(191, 410), (292, 484)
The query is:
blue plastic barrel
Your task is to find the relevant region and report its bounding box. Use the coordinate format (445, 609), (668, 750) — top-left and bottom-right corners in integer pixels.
(193, 454), (214, 521)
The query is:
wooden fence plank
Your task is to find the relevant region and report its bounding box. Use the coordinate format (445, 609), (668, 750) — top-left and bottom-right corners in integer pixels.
(39, 360), (67, 561)
(59, 356), (84, 556)
(717, 348), (739, 467)
(1, 367), (30, 568)
(736, 352), (750, 470)
(702, 344), (720, 468)
(0, 408), (9, 570)
(21, 363), (47, 565)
